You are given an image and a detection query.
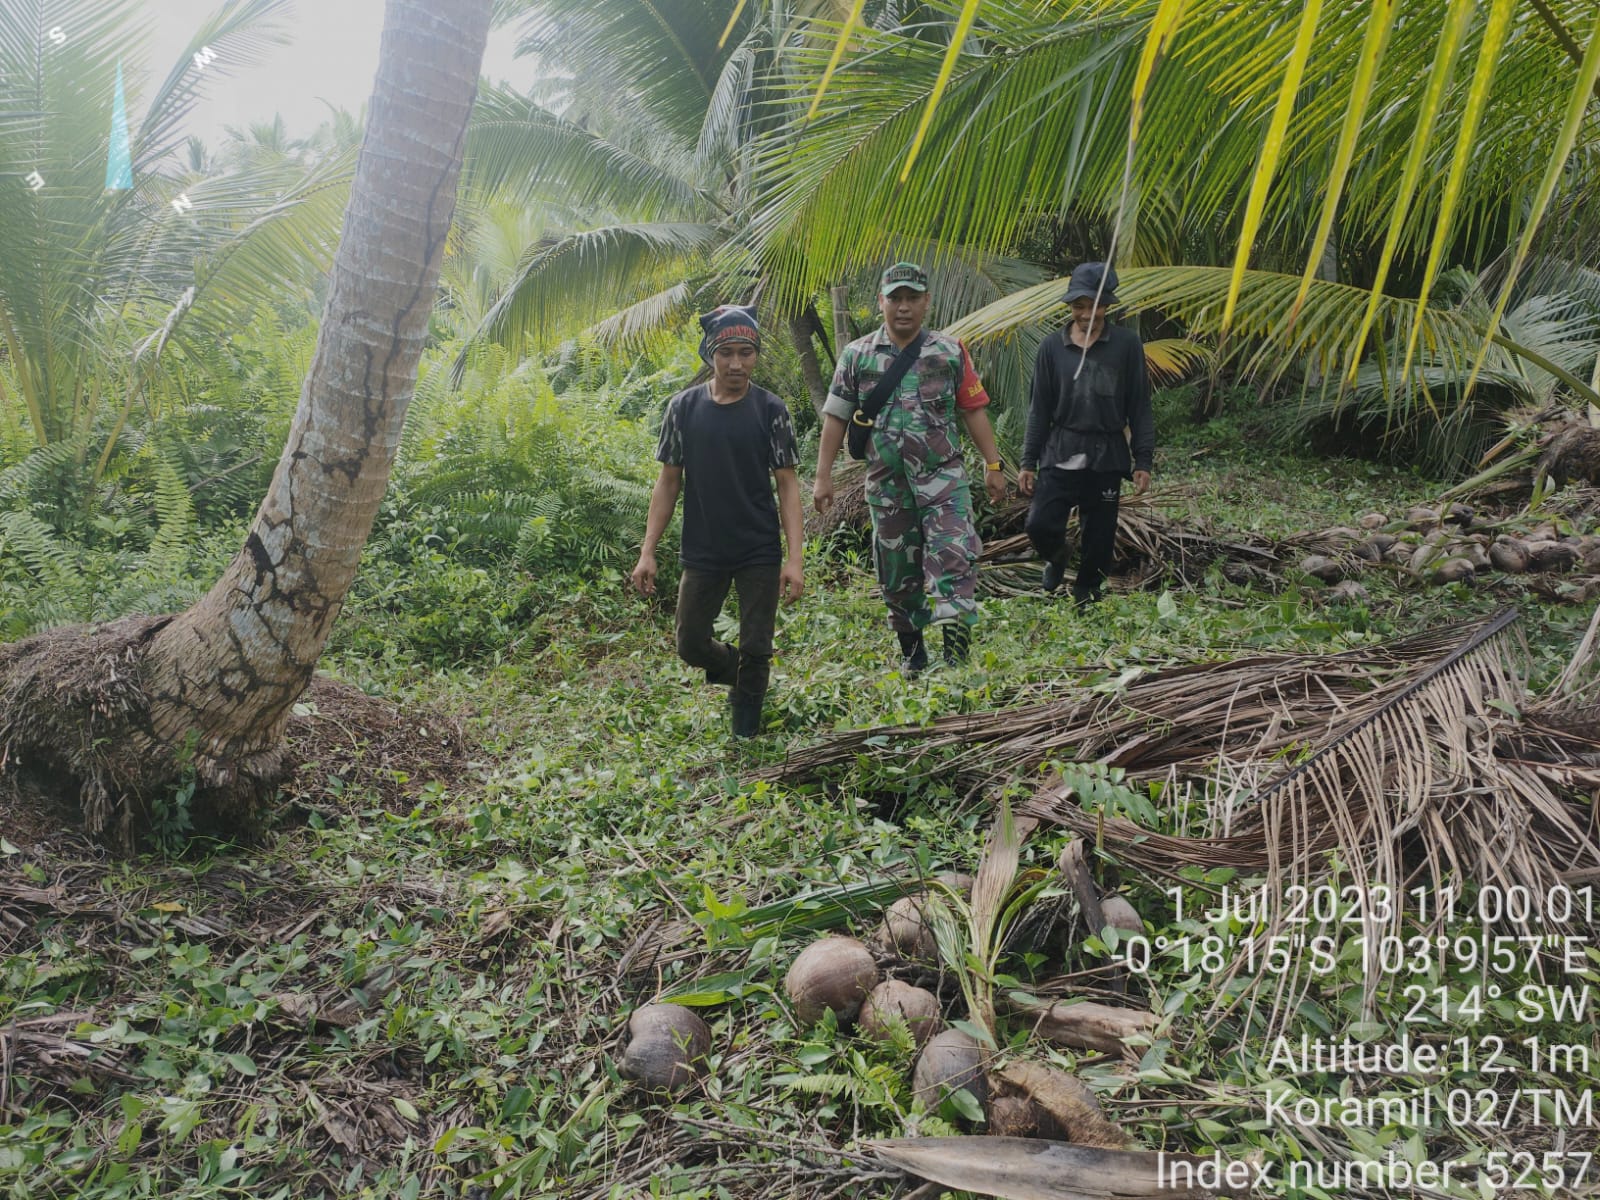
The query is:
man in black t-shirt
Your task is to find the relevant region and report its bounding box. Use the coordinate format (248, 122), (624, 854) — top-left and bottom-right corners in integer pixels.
(631, 306), (804, 738)
(1018, 262), (1154, 606)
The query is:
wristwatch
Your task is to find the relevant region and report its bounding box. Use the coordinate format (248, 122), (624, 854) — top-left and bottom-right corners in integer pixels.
(985, 461), (1003, 472)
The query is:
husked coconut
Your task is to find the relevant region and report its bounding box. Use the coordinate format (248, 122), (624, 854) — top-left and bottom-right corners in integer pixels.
(1464, 544), (1491, 573)
(912, 1028), (988, 1115)
(1408, 543), (1443, 573)
(1405, 506), (1441, 528)
(1099, 894), (1143, 936)
(987, 1094), (1067, 1139)
(1581, 547), (1600, 575)
(996, 1062), (1125, 1148)
(1320, 526), (1362, 544)
(1430, 557), (1475, 585)
(1489, 539), (1530, 574)
(988, 1095), (1043, 1138)
(881, 895), (938, 960)
(1299, 554), (1341, 583)
(1445, 503), (1475, 527)
(1530, 541), (1579, 572)
(621, 1004), (711, 1092)
(1327, 580), (1369, 604)
(859, 980), (942, 1046)
(1352, 539), (1383, 563)
(785, 937), (879, 1026)
(1357, 512), (1388, 530)
(1383, 539), (1415, 565)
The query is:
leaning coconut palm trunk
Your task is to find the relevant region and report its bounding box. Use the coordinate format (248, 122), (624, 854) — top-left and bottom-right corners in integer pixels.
(0, 0), (494, 844)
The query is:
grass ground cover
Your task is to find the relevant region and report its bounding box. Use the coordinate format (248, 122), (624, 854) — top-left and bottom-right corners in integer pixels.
(3, 423), (1597, 1200)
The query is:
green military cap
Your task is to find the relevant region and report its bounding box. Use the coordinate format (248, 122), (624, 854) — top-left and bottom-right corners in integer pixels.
(879, 261), (929, 295)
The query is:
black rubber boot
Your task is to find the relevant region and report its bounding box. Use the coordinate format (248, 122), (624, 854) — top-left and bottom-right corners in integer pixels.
(1070, 584), (1101, 609)
(897, 631), (929, 676)
(730, 692), (764, 738)
(942, 624), (971, 666)
(1041, 549), (1069, 593)
(704, 642), (739, 686)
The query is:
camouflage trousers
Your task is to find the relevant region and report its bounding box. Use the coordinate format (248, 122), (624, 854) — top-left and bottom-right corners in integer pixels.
(867, 468), (982, 632)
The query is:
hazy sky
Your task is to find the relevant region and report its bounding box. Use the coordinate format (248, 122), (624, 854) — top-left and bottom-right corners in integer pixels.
(142, 0), (539, 145)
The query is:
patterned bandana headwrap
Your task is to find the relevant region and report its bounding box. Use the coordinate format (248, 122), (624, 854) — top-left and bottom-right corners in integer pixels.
(698, 305), (761, 363)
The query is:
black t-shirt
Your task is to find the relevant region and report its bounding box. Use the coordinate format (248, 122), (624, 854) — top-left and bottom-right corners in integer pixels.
(656, 383), (799, 571)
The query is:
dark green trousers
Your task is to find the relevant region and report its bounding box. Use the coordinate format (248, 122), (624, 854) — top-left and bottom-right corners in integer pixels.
(675, 564), (780, 704)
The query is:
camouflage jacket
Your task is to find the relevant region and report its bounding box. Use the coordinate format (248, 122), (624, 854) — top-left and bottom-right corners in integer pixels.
(824, 326), (987, 490)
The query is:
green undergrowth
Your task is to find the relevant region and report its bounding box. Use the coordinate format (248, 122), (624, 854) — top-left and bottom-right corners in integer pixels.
(4, 434), (1598, 1200)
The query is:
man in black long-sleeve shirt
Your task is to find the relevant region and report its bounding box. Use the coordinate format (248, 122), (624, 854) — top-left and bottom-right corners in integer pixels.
(1017, 262), (1154, 605)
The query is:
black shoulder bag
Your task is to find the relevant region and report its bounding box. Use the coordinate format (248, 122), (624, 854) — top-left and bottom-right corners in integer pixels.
(846, 333), (925, 461)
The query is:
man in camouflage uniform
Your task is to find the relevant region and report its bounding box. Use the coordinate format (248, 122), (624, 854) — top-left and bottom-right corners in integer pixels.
(813, 263), (1007, 673)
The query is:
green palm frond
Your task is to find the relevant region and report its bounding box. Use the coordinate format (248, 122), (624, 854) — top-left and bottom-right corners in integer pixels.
(750, 9), (1148, 304)
(0, 0), (333, 458)
(455, 222), (723, 378)
(133, 0), (294, 172)
(766, 0), (1597, 318)
(587, 281), (700, 349)
(696, 34), (759, 182)
(511, 0), (756, 143)
(465, 84), (708, 219)
(952, 264), (1600, 410)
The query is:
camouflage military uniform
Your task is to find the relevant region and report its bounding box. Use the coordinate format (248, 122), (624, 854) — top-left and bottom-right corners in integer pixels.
(825, 328), (985, 631)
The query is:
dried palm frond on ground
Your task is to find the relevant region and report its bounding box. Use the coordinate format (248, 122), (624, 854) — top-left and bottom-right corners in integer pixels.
(759, 619), (1495, 788)
(758, 609), (1600, 929)
(978, 493), (1288, 595)
(756, 608), (1600, 1051)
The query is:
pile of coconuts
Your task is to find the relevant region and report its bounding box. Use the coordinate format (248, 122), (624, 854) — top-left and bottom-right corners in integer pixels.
(777, 875), (1130, 1148)
(1295, 505), (1600, 602)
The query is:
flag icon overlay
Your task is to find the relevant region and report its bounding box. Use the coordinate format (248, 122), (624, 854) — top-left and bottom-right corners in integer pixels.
(106, 60), (132, 190)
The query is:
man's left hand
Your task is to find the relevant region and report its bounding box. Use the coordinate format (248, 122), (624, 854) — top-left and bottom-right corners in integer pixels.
(1132, 470), (1151, 496)
(984, 469), (1007, 506)
(780, 560), (805, 604)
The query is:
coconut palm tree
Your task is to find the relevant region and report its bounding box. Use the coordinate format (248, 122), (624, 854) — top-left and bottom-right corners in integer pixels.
(752, 0), (1600, 429)
(0, 0), (494, 841)
(0, 0), (353, 473)
(456, 0), (1048, 412)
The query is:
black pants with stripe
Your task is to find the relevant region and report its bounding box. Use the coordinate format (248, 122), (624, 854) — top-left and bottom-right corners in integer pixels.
(1023, 468), (1122, 599)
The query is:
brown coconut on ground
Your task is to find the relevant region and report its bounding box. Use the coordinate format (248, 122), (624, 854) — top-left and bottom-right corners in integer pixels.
(859, 979), (943, 1046)
(785, 936), (880, 1026)
(620, 1004), (712, 1093)
(912, 1028), (988, 1116)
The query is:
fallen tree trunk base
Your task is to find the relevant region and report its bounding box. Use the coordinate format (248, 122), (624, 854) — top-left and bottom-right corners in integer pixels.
(0, 615), (477, 851)
(0, 614), (281, 849)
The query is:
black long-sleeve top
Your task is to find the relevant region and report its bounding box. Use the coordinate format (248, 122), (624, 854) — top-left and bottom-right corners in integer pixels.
(1021, 323), (1154, 476)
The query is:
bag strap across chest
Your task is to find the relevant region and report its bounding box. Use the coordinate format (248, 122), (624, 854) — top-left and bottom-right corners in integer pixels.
(853, 332), (926, 430)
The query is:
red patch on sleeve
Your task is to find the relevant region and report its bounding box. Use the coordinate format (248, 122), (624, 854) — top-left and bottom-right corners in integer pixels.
(956, 343), (990, 410)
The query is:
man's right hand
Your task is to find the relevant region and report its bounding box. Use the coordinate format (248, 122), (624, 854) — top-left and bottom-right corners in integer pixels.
(813, 476), (834, 513)
(1017, 469), (1036, 497)
(630, 552), (657, 596)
